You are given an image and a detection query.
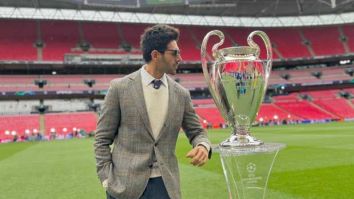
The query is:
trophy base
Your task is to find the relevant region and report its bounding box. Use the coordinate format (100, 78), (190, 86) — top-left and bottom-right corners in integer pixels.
(216, 143), (286, 199)
(220, 134), (263, 147)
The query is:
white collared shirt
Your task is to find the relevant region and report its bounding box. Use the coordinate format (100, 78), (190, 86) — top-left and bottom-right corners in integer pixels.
(140, 65), (169, 178)
(140, 65), (169, 140)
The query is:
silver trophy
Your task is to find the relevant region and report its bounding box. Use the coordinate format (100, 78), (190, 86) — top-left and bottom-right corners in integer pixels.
(201, 30), (285, 199)
(201, 30), (272, 147)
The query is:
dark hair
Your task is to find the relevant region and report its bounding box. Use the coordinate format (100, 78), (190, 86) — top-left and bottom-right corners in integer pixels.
(140, 24), (180, 63)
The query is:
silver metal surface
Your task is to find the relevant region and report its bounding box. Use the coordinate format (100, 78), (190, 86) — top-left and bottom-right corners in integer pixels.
(201, 30), (272, 146)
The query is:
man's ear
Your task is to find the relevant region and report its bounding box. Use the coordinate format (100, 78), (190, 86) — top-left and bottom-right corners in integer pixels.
(151, 50), (160, 61)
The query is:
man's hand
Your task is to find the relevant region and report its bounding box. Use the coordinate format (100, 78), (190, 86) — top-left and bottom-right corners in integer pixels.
(102, 179), (108, 190)
(186, 145), (209, 167)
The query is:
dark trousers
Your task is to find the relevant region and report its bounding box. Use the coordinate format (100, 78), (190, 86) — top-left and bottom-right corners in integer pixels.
(106, 177), (170, 199)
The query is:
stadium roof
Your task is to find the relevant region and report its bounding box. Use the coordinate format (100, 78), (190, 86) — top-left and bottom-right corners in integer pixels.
(2, 0), (354, 17)
(1, 0), (354, 27)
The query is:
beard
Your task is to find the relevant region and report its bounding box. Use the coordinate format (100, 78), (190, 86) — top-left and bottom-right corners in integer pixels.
(167, 64), (178, 75)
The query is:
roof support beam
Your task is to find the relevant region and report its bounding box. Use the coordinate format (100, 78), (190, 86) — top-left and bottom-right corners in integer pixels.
(0, 6), (354, 27)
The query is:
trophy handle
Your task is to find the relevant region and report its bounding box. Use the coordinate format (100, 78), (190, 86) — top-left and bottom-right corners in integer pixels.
(201, 30), (225, 87)
(201, 30), (231, 127)
(247, 31), (273, 77)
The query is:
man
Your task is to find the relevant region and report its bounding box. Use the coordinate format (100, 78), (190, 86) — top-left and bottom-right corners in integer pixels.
(94, 24), (211, 199)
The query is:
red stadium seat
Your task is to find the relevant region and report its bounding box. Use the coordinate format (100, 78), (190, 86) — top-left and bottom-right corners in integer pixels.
(302, 27), (345, 56)
(81, 22), (120, 49)
(314, 98), (354, 119)
(44, 112), (97, 135)
(1, 20), (354, 61)
(0, 20), (37, 61)
(41, 21), (80, 61)
(275, 100), (337, 120)
(0, 114), (40, 141)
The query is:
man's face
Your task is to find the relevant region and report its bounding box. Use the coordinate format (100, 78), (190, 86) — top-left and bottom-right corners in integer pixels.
(157, 40), (182, 75)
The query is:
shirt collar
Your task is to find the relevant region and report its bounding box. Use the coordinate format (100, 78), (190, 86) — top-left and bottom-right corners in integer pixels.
(140, 65), (168, 88)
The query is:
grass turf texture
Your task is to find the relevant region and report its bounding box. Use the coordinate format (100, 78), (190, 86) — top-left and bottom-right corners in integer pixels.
(0, 122), (353, 199)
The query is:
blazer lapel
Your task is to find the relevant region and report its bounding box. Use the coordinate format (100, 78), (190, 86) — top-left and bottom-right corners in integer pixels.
(129, 71), (154, 139)
(156, 76), (178, 141)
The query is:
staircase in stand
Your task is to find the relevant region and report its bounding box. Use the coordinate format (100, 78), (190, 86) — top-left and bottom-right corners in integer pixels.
(308, 101), (340, 119)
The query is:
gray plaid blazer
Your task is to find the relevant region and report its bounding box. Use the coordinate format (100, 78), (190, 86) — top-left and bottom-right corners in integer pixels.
(94, 70), (211, 199)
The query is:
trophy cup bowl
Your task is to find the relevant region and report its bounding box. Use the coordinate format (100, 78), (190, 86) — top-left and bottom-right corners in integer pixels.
(201, 30), (272, 147)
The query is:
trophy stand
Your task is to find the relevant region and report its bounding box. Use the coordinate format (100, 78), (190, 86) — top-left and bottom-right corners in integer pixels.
(216, 143), (285, 199)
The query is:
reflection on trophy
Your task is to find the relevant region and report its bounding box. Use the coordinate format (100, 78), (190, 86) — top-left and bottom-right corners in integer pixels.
(201, 30), (285, 199)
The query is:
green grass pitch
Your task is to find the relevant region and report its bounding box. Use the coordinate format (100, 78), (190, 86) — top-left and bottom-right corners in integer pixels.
(0, 121), (353, 199)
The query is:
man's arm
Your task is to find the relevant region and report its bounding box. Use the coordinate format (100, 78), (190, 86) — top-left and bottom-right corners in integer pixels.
(94, 80), (121, 183)
(181, 90), (212, 165)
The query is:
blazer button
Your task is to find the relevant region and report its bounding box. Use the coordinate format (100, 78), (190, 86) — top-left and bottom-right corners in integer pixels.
(148, 164), (153, 168)
(154, 143), (158, 147)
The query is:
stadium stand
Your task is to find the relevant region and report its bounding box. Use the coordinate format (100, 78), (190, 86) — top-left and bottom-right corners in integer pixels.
(193, 99), (311, 127)
(81, 22), (120, 49)
(44, 112), (97, 135)
(256, 103), (302, 122)
(178, 26), (201, 61)
(272, 93), (299, 102)
(0, 114), (40, 141)
(0, 74), (118, 91)
(0, 100), (89, 114)
(0, 101), (37, 115)
(195, 107), (225, 128)
(302, 26), (345, 56)
(302, 89), (339, 99)
(313, 98), (354, 119)
(1, 65), (351, 92)
(0, 19), (353, 136)
(266, 28), (311, 58)
(0, 20), (37, 61)
(2, 20), (354, 61)
(41, 21), (80, 61)
(342, 25), (354, 52)
(119, 23), (146, 49)
(345, 88), (354, 94)
(274, 100), (337, 120)
(193, 99), (214, 106)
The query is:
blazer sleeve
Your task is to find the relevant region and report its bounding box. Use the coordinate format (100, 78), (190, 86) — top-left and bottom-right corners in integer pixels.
(181, 90), (212, 159)
(94, 80), (121, 182)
